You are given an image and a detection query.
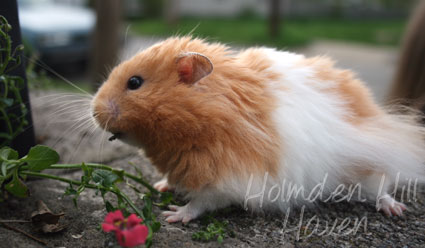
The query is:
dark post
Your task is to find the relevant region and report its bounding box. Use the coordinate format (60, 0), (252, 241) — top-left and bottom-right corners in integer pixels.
(269, 0), (281, 38)
(91, 0), (121, 88)
(0, 0), (36, 155)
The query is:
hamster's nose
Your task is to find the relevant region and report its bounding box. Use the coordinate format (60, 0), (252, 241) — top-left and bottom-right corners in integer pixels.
(107, 100), (120, 119)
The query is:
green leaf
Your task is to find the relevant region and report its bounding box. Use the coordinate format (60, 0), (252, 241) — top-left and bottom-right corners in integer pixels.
(23, 145), (59, 171)
(192, 216), (230, 243)
(5, 23), (12, 31)
(92, 169), (119, 188)
(217, 235), (224, 243)
(0, 97), (14, 107)
(0, 147), (18, 161)
(15, 44), (24, 52)
(112, 169), (125, 181)
(1, 162), (7, 176)
(5, 170), (28, 198)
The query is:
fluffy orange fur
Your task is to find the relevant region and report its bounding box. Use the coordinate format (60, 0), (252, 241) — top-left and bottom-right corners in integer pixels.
(299, 56), (382, 123)
(94, 37), (280, 191)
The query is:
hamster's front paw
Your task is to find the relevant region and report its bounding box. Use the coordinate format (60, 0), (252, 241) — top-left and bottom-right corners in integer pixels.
(377, 194), (407, 216)
(162, 204), (201, 224)
(154, 178), (172, 192)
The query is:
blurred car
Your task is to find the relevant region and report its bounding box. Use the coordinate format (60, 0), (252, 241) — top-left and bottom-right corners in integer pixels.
(18, 0), (95, 65)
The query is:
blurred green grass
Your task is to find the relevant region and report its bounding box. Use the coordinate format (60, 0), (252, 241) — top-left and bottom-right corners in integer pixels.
(130, 18), (407, 48)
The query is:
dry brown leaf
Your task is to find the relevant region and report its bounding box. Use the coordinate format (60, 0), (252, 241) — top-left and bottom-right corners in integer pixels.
(31, 200), (66, 233)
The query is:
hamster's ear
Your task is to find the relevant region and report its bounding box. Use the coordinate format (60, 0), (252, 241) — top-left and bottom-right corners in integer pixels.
(176, 52), (213, 84)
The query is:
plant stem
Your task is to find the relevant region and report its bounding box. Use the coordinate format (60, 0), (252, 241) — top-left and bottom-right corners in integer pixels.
(0, 22), (11, 74)
(21, 171), (97, 189)
(115, 190), (145, 219)
(45, 163), (159, 194)
(0, 108), (13, 134)
(20, 171), (145, 219)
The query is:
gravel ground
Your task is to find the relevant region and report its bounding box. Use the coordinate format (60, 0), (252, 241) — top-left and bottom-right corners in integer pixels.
(1, 90), (425, 246)
(2, 153), (425, 248)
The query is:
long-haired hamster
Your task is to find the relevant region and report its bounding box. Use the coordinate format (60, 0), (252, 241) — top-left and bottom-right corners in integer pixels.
(92, 37), (425, 223)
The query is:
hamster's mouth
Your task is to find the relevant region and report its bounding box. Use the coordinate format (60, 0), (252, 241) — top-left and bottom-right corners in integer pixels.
(107, 132), (141, 148)
(108, 132), (123, 142)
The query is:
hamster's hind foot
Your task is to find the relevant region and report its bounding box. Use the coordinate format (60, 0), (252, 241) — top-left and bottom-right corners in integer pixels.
(162, 204), (200, 224)
(377, 194), (407, 216)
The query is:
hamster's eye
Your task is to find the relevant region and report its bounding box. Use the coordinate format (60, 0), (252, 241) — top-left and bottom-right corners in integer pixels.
(127, 76), (144, 90)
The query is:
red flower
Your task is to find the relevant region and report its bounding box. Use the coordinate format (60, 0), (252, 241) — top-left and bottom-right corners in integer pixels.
(102, 210), (148, 247)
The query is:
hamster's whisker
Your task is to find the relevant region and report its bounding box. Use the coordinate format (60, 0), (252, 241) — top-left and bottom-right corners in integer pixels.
(50, 110), (92, 124)
(82, 119), (102, 148)
(69, 113), (93, 124)
(86, 118), (100, 136)
(56, 110), (92, 120)
(43, 116), (84, 129)
(50, 116), (94, 148)
(48, 118), (88, 125)
(3, 93), (89, 114)
(24, 55), (93, 97)
(51, 98), (92, 106)
(86, 116), (102, 135)
(46, 97), (91, 111)
(0, 97), (89, 132)
(5, 96), (91, 136)
(36, 93), (93, 101)
(44, 96), (92, 107)
(29, 95), (92, 115)
(89, 114), (103, 131)
(48, 103), (90, 117)
(66, 114), (94, 132)
(49, 102), (92, 117)
(33, 93), (90, 103)
(70, 115), (90, 128)
(65, 118), (95, 139)
(98, 117), (112, 164)
(65, 118), (100, 163)
(42, 108), (91, 129)
(66, 122), (96, 164)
